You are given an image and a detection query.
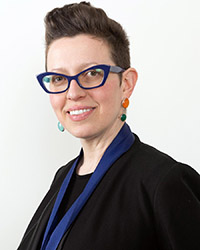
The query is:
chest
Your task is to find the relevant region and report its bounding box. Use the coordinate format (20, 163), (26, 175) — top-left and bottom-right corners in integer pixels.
(58, 170), (157, 250)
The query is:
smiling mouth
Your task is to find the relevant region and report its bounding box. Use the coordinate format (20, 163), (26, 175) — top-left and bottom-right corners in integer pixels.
(67, 108), (94, 115)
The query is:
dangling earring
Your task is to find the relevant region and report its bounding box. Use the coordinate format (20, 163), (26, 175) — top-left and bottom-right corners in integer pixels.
(58, 122), (65, 132)
(121, 98), (129, 122)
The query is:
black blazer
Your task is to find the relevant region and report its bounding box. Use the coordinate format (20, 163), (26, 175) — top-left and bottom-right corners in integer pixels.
(17, 134), (200, 250)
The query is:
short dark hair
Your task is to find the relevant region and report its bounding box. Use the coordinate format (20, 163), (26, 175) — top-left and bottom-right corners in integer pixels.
(45, 2), (130, 70)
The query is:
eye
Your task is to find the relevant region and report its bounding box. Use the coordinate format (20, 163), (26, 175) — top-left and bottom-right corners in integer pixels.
(87, 69), (103, 77)
(81, 69), (104, 81)
(51, 75), (65, 84)
(78, 68), (104, 87)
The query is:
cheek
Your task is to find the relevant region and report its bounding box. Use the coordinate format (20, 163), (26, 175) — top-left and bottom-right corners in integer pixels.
(94, 80), (122, 109)
(103, 80), (122, 102)
(49, 94), (65, 112)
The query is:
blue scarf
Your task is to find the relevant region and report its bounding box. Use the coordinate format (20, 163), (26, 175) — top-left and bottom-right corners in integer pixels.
(41, 123), (135, 250)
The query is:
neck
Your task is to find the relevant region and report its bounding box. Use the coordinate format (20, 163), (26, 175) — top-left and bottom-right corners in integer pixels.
(76, 122), (125, 175)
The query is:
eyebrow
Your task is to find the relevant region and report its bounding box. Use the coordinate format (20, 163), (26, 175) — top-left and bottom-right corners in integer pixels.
(49, 62), (99, 74)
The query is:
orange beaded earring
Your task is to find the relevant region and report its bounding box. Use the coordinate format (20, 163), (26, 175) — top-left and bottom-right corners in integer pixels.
(121, 98), (129, 122)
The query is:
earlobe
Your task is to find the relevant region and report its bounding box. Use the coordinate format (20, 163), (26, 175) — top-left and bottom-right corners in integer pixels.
(121, 68), (138, 98)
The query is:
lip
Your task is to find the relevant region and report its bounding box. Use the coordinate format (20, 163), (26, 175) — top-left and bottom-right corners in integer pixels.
(66, 106), (95, 121)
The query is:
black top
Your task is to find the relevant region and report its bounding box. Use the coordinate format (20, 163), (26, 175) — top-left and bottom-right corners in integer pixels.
(17, 134), (200, 250)
(57, 172), (91, 225)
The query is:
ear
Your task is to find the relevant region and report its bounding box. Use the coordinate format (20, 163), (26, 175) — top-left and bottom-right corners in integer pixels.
(121, 67), (138, 98)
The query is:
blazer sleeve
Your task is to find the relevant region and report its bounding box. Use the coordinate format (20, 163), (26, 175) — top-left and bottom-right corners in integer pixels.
(154, 163), (200, 250)
(18, 161), (75, 249)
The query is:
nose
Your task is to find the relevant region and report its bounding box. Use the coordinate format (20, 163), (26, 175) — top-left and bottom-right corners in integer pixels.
(66, 79), (86, 101)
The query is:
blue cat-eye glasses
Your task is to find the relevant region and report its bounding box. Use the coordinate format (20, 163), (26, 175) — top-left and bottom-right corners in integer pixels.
(36, 64), (125, 94)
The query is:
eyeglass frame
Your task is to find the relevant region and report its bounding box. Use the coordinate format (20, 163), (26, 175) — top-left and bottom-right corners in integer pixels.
(36, 64), (125, 94)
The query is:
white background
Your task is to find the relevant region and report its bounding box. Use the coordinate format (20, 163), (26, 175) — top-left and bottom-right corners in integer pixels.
(0, 0), (200, 249)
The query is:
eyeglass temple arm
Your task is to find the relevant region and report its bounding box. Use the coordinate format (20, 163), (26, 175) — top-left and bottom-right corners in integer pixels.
(110, 66), (125, 73)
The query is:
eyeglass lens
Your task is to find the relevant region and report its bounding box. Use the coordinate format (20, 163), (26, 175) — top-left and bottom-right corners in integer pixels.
(42, 68), (105, 92)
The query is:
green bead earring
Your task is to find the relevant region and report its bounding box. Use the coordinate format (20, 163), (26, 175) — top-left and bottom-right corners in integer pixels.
(58, 122), (65, 132)
(121, 114), (127, 122)
(120, 98), (129, 122)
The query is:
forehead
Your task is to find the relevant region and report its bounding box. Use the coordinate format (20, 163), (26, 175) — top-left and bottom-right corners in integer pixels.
(47, 34), (113, 72)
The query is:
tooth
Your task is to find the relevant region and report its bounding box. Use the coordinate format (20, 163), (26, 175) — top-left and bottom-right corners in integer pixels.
(70, 109), (91, 115)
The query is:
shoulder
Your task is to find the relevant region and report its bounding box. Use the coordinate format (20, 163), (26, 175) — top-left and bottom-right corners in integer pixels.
(131, 133), (176, 165)
(130, 133), (199, 177)
(116, 133), (200, 199)
(50, 157), (77, 188)
(154, 162), (200, 208)
(18, 157), (78, 240)
(153, 162), (200, 248)
(120, 133), (178, 179)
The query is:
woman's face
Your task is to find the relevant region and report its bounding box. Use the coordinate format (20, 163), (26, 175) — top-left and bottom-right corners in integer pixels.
(47, 34), (127, 140)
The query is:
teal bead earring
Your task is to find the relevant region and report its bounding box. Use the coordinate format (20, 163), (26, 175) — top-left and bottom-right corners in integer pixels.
(58, 122), (65, 132)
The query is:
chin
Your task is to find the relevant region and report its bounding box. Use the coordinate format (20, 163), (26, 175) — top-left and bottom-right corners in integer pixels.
(66, 125), (95, 139)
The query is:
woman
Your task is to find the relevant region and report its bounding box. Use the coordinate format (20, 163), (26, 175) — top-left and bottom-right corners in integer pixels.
(17, 2), (200, 250)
